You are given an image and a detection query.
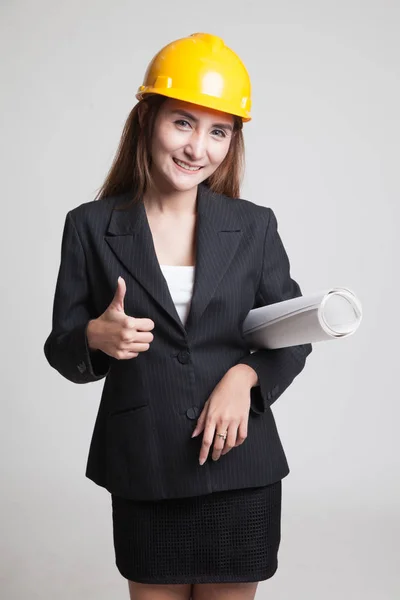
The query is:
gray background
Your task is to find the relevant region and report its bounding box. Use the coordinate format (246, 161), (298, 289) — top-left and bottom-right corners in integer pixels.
(1, 1), (399, 598)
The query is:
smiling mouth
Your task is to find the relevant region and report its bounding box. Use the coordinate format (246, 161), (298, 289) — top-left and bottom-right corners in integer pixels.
(173, 158), (203, 171)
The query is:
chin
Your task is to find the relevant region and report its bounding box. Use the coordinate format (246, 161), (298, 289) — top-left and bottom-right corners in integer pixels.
(165, 172), (208, 193)
(172, 179), (201, 192)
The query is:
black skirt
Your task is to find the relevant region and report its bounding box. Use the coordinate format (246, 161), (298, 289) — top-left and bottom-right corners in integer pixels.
(111, 480), (282, 585)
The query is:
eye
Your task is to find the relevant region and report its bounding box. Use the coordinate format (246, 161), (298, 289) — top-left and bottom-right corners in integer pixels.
(211, 129), (227, 138)
(174, 119), (191, 128)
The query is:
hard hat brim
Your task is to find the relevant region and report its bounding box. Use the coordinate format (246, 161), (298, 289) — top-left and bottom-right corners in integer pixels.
(135, 88), (252, 122)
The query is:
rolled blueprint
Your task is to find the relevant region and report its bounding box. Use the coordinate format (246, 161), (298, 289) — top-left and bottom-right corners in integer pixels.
(242, 287), (362, 350)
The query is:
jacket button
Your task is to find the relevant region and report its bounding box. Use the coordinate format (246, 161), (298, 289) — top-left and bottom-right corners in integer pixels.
(186, 407), (200, 420)
(177, 350), (190, 364)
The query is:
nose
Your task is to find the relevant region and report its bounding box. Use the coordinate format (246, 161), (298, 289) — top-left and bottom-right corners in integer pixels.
(184, 131), (207, 162)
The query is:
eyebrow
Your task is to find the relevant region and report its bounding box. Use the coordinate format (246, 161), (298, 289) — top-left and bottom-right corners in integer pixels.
(171, 109), (234, 132)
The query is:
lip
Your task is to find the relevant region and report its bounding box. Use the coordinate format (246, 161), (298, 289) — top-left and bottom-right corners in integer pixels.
(173, 157), (204, 173)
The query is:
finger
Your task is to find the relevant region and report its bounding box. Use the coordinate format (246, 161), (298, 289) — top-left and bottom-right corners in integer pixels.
(234, 419), (248, 447)
(212, 421), (231, 461)
(134, 330), (154, 343)
(115, 342), (150, 358)
(220, 425), (239, 456)
(114, 349), (139, 360)
(122, 316), (155, 332)
(191, 401), (209, 438)
(124, 342), (151, 352)
(199, 419), (215, 465)
(134, 317), (155, 331)
(110, 277), (126, 312)
(121, 331), (153, 345)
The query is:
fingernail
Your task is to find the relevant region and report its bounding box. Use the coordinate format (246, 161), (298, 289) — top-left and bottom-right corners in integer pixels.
(199, 458), (205, 465)
(191, 431), (197, 438)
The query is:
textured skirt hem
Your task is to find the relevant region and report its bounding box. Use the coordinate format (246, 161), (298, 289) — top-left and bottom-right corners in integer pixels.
(115, 561), (279, 585)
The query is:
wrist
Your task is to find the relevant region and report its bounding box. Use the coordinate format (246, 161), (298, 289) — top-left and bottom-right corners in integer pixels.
(86, 319), (100, 351)
(227, 364), (259, 388)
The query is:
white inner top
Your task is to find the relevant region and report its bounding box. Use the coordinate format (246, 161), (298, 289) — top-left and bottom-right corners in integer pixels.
(159, 265), (195, 325)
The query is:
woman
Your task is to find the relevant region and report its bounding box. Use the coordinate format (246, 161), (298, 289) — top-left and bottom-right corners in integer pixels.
(44, 33), (312, 600)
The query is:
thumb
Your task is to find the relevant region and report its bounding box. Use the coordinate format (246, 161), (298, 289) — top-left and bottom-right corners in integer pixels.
(109, 276), (126, 313)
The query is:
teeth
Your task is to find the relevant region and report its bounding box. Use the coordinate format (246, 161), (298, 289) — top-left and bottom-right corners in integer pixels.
(174, 159), (201, 171)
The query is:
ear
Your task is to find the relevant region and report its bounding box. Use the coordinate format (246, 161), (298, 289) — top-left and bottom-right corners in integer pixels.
(137, 101), (149, 127)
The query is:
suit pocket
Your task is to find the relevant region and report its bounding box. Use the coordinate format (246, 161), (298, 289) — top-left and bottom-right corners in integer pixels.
(107, 366), (149, 412)
(108, 404), (148, 418)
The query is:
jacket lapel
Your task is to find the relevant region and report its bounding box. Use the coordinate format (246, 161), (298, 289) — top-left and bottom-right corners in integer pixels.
(105, 183), (242, 339)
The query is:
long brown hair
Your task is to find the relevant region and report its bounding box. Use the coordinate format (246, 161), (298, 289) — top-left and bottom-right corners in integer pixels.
(93, 95), (245, 207)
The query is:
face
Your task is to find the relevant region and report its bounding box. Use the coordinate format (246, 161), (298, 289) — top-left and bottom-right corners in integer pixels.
(148, 98), (235, 193)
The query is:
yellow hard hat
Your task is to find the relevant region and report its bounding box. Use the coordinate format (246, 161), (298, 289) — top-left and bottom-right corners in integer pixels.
(136, 32), (252, 122)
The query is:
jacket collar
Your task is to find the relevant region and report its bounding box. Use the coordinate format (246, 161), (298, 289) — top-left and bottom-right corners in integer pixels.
(105, 183), (242, 340)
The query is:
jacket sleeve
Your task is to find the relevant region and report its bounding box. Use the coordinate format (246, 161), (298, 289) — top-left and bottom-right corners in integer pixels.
(43, 211), (111, 384)
(237, 207), (313, 414)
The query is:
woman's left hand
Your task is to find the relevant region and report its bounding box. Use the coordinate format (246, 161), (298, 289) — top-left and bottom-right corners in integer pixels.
(191, 367), (255, 465)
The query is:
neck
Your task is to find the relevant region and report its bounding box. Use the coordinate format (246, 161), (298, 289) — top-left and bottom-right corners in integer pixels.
(143, 183), (198, 217)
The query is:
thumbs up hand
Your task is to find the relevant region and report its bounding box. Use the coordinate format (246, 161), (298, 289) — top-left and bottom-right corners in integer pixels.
(86, 277), (155, 360)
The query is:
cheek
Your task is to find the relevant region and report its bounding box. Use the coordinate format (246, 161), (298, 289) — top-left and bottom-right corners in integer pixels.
(210, 141), (231, 166)
(155, 124), (182, 156)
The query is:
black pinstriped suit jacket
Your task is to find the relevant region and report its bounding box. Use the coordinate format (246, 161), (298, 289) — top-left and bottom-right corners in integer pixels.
(44, 182), (312, 501)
